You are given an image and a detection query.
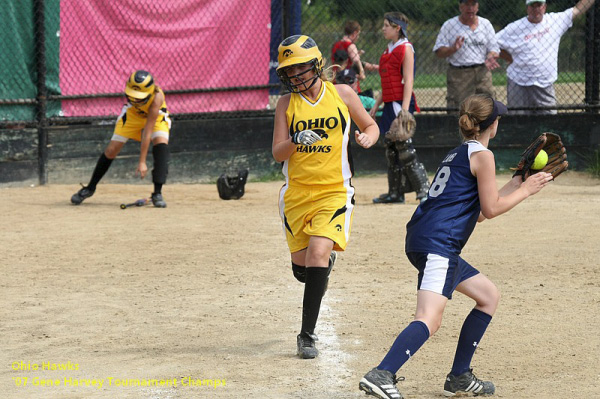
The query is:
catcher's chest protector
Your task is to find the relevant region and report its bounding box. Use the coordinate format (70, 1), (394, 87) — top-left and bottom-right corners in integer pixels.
(217, 169), (249, 200)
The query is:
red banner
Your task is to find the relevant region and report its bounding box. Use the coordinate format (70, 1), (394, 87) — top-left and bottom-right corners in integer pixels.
(59, 0), (271, 116)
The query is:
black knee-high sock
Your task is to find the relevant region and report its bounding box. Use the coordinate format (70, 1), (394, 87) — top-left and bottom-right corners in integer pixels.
(300, 267), (329, 335)
(88, 153), (113, 190)
(152, 143), (169, 194)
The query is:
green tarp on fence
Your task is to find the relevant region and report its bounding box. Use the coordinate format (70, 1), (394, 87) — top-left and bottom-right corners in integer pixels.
(0, 0), (60, 121)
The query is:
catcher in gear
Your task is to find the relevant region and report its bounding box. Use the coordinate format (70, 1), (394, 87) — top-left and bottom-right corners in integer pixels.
(374, 110), (430, 204)
(512, 133), (568, 181)
(369, 12), (430, 204)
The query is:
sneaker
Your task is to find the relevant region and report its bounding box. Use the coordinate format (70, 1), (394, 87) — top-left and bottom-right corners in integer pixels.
(443, 369), (495, 397)
(323, 250), (337, 296)
(151, 192), (167, 208)
(359, 368), (404, 399)
(296, 332), (318, 359)
(71, 185), (95, 205)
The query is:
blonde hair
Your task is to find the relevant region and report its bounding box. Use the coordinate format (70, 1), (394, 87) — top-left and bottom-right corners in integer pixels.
(321, 59), (336, 83)
(458, 94), (494, 141)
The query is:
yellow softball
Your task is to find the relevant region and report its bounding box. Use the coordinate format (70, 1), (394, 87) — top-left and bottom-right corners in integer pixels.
(532, 149), (548, 170)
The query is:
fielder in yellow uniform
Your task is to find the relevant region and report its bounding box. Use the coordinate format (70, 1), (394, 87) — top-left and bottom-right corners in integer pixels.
(273, 35), (379, 359)
(70, 70), (172, 207)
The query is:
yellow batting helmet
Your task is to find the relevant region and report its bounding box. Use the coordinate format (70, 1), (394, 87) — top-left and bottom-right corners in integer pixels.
(125, 70), (155, 100)
(276, 35), (323, 93)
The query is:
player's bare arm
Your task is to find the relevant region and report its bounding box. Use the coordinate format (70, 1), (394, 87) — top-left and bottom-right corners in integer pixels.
(136, 91), (163, 179)
(478, 175), (524, 222)
(335, 84), (379, 149)
(401, 46), (415, 111)
(573, 0), (596, 20)
(363, 61), (379, 71)
(347, 43), (366, 79)
(272, 94), (296, 162)
(369, 92), (383, 118)
(472, 150), (552, 219)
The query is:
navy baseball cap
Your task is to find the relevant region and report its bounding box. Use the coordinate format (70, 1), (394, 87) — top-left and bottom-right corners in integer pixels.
(385, 16), (408, 38)
(479, 99), (507, 131)
(335, 68), (357, 85)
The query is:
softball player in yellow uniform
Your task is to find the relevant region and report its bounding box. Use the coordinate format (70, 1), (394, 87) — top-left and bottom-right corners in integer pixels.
(70, 70), (172, 207)
(273, 35), (379, 359)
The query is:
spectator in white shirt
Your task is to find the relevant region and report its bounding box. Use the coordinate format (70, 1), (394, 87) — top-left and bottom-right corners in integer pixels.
(434, 0), (500, 112)
(497, 0), (596, 114)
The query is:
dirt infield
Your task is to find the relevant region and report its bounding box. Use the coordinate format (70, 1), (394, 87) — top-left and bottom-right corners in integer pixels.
(1, 173), (599, 399)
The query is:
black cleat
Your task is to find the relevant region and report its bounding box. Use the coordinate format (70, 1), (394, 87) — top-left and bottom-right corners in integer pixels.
(71, 185), (95, 205)
(443, 369), (495, 397)
(359, 368), (404, 399)
(372, 193), (405, 204)
(296, 332), (319, 359)
(151, 192), (167, 208)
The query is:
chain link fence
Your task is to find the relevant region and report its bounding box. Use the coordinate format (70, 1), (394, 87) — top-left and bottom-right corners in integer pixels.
(1, 0), (599, 129)
(0, 0), (276, 127)
(302, 0), (600, 113)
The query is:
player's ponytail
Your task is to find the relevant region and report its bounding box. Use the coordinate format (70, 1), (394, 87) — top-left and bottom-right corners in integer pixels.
(459, 94), (494, 140)
(320, 59), (336, 83)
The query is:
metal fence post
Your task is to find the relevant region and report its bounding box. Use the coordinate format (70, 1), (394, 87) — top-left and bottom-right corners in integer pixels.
(585, 1), (600, 113)
(593, 1), (600, 113)
(282, 0), (289, 38)
(282, 0), (301, 39)
(34, 0), (48, 184)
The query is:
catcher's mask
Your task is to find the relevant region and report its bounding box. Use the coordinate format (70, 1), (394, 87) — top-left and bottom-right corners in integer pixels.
(217, 169), (249, 200)
(125, 70), (155, 103)
(276, 35), (323, 93)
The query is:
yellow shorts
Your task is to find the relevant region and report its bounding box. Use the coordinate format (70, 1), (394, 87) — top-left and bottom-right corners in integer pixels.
(112, 104), (171, 142)
(278, 182), (355, 253)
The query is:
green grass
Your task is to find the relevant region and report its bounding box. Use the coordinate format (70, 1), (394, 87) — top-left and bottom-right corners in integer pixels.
(583, 148), (600, 178)
(249, 170), (285, 183)
(363, 72), (586, 90)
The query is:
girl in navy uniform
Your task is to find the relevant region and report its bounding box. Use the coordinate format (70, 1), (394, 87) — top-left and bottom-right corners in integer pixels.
(273, 35), (379, 359)
(359, 94), (553, 398)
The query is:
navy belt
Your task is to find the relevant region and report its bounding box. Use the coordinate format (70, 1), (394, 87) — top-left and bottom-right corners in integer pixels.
(450, 63), (485, 69)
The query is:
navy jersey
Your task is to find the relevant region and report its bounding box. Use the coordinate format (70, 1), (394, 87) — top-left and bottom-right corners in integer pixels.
(405, 140), (489, 257)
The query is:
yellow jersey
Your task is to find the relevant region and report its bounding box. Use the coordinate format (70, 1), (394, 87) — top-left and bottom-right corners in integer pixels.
(129, 87), (168, 117)
(114, 87), (171, 141)
(284, 81), (353, 187)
